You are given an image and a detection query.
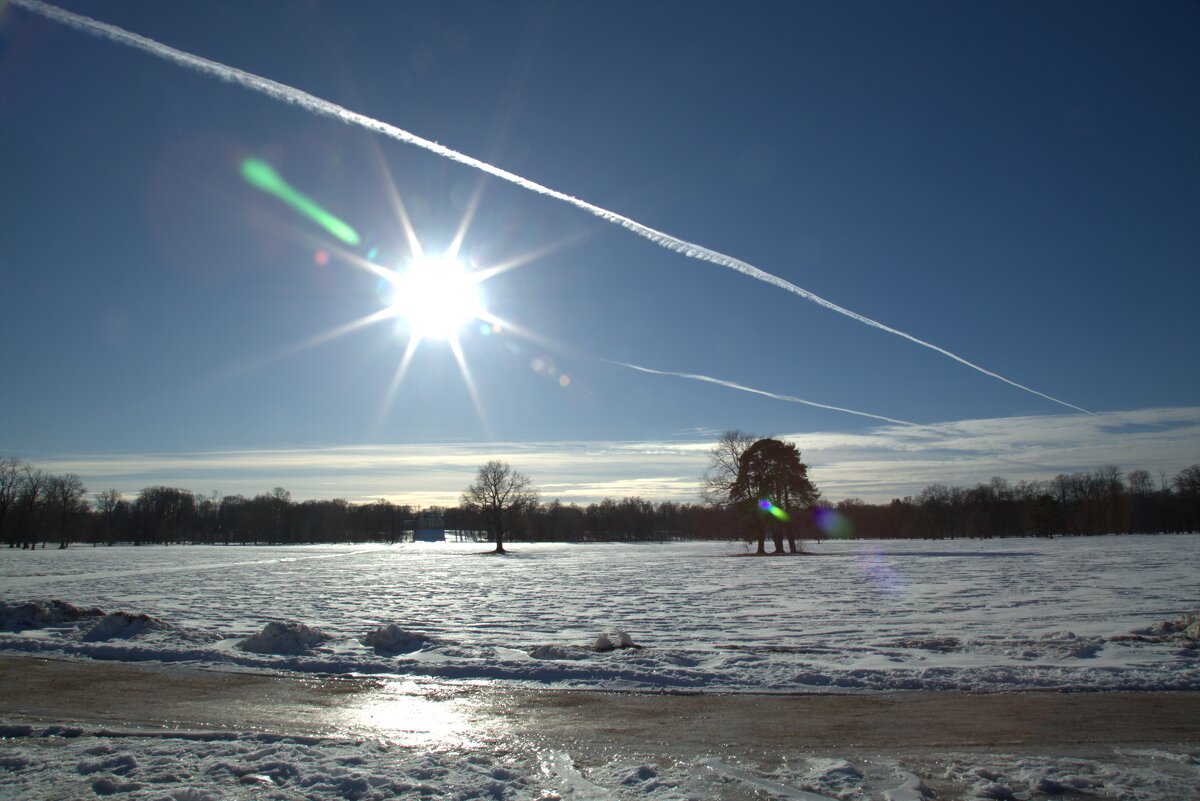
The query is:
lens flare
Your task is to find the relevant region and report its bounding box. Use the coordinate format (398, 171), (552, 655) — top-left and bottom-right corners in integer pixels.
(855, 546), (904, 595)
(813, 507), (854, 538)
(240, 157), (361, 245)
(758, 499), (790, 521)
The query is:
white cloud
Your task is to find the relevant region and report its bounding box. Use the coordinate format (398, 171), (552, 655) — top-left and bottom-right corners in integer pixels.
(19, 407), (1198, 507)
(795, 406), (1200, 500)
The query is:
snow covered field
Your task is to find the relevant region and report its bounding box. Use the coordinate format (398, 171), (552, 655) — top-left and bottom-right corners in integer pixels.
(2, 535), (1198, 693)
(2, 535), (1199, 800)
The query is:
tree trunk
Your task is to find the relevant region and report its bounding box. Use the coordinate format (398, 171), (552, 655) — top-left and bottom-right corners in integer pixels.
(771, 527), (784, 553)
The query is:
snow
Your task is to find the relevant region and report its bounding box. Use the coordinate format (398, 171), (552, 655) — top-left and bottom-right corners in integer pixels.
(925, 750), (1200, 801)
(0, 725), (540, 800)
(0, 598), (103, 630)
(594, 630), (640, 652)
(2, 535), (1198, 799)
(359, 625), (437, 656)
(85, 612), (168, 642)
(702, 758), (850, 800)
(1, 536), (1196, 692)
(11, 726), (1187, 801)
(1130, 610), (1200, 643)
(238, 621), (333, 655)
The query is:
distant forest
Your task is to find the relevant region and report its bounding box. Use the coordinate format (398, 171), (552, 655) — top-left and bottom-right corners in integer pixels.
(1, 457), (1197, 548)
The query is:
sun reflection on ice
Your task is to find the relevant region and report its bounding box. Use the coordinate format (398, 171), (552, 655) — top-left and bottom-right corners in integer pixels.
(336, 679), (492, 748)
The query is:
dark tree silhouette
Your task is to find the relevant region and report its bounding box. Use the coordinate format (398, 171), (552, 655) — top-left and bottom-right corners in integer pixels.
(94, 489), (124, 544)
(1, 454), (1194, 547)
(461, 460), (537, 553)
(0, 457), (27, 547)
(1176, 464), (1200, 533)
(730, 438), (820, 554)
(133, 486), (196, 545)
(45, 473), (87, 548)
(701, 430), (757, 506)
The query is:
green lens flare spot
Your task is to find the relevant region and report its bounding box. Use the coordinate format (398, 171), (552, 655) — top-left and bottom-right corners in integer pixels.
(758, 499), (790, 521)
(240, 157), (361, 246)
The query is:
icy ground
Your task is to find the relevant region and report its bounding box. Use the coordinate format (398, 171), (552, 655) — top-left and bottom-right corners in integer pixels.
(1, 535), (1197, 693)
(2, 535), (1199, 799)
(2, 720), (1198, 801)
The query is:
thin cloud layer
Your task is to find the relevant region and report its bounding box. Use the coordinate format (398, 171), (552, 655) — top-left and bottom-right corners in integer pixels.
(26, 407), (1199, 507)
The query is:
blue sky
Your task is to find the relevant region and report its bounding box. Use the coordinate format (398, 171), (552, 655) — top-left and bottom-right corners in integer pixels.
(1, 0), (1198, 505)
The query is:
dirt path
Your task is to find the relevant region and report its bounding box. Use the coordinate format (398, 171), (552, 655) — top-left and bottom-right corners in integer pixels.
(504, 685), (1200, 752)
(3, 656), (1198, 755)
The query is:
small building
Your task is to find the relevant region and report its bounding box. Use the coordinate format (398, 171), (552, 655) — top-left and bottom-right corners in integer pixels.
(410, 511), (445, 542)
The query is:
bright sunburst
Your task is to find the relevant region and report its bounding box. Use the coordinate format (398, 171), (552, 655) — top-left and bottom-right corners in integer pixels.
(241, 144), (577, 436)
(387, 254), (482, 340)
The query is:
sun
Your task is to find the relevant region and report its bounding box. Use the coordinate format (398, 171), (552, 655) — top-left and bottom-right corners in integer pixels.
(388, 254), (483, 340)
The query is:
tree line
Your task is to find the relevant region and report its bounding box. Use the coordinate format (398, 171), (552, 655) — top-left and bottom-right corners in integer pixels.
(1, 454), (1197, 549)
(0, 456), (728, 548)
(830, 465), (1200, 540)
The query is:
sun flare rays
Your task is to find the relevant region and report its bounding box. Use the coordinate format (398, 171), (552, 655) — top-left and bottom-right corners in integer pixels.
(244, 155), (568, 438)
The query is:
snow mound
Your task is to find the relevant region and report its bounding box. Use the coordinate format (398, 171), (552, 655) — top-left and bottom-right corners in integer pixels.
(83, 612), (166, 642)
(807, 758), (863, 786)
(1140, 611), (1200, 643)
(594, 630), (642, 652)
(360, 625), (436, 655)
(529, 630), (642, 659)
(0, 599), (103, 631)
(884, 771), (932, 801)
(1109, 611), (1200, 646)
(238, 622), (331, 655)
(528, 644), (592, 661)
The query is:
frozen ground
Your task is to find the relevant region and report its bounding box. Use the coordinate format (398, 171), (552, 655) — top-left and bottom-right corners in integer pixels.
(4, 724), (1198, 801)
(1, 535), (1197, 692)
(2, 657), (1198, 801)
(2, 535), (1198, 800)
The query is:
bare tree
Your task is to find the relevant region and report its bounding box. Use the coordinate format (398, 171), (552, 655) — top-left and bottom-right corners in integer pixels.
(1127, 469), (1153, 498)
(1175, 464), (1200, 498)
(1176, 464), (1200, 532)
(462, 460), (537, 554)
(95, 489), (124, 544)
(700, 430), (757, 506)
(14, 467), (49, 549)
(0, 457), (27, 547)
(45, 474), (87, 547)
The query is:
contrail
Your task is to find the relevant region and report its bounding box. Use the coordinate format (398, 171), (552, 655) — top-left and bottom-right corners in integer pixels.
(14, 0), (1091, 415)
(608, 360), (918, 427)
